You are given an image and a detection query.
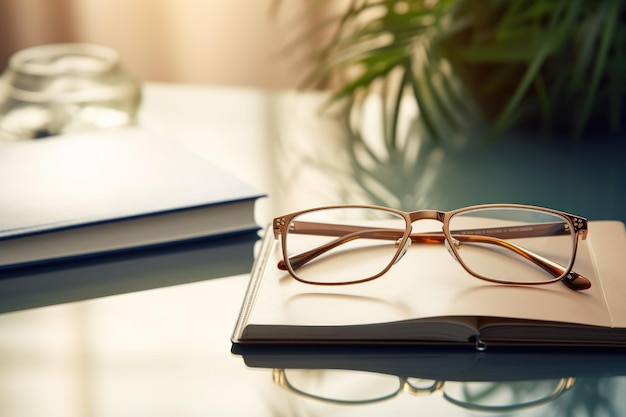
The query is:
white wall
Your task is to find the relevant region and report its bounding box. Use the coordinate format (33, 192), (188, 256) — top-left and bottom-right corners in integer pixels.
(0, 0), (324, 89)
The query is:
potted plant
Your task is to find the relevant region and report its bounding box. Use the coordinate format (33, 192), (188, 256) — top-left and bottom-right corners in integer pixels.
(282, 0), (626, 221)
(302, 0), (625, 142)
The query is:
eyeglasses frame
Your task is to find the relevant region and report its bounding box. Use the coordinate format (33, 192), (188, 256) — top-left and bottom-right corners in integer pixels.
(273, 203), (589, 290)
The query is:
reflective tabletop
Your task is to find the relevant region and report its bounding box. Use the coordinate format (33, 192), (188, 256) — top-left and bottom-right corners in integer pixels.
(1, 82), (625, 417)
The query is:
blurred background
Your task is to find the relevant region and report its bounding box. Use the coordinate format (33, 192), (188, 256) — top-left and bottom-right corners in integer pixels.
(0, 0), (323, 89)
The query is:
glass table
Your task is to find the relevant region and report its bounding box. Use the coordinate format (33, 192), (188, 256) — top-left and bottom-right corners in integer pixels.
(1, 82), (625, 417)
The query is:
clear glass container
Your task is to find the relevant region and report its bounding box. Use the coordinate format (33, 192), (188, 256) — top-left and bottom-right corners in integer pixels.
(0, 43), (141, 141)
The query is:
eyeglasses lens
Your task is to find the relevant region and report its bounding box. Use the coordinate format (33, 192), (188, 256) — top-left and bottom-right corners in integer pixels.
(448, 208), (576, 284)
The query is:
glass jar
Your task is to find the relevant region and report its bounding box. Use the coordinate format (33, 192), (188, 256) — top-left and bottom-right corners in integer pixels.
(0, 43), (141, 141)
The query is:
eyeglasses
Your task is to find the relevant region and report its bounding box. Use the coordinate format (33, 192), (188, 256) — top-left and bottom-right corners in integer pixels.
(272, 368), (575, 412)
(272, 204), (590, 291)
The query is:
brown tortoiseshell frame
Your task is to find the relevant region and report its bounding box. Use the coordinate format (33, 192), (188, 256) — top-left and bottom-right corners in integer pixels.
(273, 204), (589, 291)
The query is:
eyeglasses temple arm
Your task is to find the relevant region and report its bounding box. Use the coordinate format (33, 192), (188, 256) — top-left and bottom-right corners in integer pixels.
(441, 222), (589, 290)
(451, 234), (590, 291)
(278, 228), (402, 272)
(449, 222), (586, 240)
(281, 221), (578, 241)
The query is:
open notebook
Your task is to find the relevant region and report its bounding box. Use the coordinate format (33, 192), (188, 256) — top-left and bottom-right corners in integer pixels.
(232, 221), (626, 350)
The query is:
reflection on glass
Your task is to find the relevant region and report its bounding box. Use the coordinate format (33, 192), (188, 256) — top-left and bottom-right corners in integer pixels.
(273, 368), (575, 412)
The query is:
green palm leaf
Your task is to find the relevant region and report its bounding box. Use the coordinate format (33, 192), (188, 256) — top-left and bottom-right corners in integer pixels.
(291, 0), (626, 143)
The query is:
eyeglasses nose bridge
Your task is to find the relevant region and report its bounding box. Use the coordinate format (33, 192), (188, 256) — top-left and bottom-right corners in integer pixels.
(408, 210), (445, 222)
